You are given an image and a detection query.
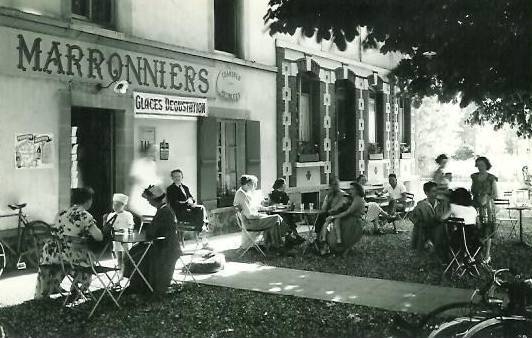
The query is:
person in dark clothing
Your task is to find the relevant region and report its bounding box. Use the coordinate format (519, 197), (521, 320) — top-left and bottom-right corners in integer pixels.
(269, 178), (304, 244)
(166, 169), (207, 230)
(125, 185), (181, 296)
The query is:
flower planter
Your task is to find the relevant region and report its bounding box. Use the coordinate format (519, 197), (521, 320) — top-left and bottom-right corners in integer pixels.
(298, 153), (320, 162)
(369, 153), (384, 160)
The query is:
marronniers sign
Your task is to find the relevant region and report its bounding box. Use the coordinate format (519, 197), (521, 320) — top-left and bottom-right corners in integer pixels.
(16, 34), (210, 95)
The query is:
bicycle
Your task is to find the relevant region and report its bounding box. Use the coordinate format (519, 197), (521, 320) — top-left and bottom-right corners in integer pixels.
(395, 268), (532, 337)
(0, 203), (51, 277)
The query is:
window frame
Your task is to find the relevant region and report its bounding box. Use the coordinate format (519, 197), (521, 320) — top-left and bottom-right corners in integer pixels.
(70, 0), (115, 29)
(214, 0), (239, 55)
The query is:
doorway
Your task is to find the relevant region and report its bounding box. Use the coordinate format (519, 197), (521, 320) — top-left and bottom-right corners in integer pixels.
(336, 80), (357, 181)
(71, 107), (115, 223)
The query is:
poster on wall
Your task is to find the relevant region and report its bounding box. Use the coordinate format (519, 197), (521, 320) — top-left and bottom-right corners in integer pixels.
(15, 133), (54, 169)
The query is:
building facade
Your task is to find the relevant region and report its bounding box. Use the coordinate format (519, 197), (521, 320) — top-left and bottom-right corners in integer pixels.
(0, 0), (278, 227)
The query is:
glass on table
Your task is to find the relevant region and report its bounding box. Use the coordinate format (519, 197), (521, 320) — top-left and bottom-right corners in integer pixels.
(300, 203), (305, 210)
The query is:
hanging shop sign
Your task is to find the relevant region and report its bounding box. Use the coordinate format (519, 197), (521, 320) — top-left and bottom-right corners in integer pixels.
(134, 92), (207, 118)
(216, 69), (241, 101)
(15, 133), (54, 169)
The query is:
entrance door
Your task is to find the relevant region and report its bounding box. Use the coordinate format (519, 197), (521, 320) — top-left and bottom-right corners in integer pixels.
(336, 80), (356, 181)
(71, 107), (115, 224)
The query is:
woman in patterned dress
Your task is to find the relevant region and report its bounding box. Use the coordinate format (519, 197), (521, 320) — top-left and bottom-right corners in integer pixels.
(471, 156), (498, 263)
(35, 188), (103, 299)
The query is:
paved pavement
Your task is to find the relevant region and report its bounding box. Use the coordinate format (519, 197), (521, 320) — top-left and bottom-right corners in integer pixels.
(1, 230), (473, 315)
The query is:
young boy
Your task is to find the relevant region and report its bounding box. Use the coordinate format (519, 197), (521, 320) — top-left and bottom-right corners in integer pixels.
(106, 193), (135, 273)
(409, 182), (448, 253)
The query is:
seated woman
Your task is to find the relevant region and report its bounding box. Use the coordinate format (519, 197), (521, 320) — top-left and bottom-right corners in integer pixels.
(125, 185), (181, 296)
(35, 187), (103, 299)
(269, 178), (305, 245)
(322, 182), (366, 256)
(234, 175), (290, 254)
(314, 177), (350, 238)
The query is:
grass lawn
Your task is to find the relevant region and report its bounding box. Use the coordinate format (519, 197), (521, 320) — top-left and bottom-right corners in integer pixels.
(226, 218), (532, 290)
(0, 284), (419, 338)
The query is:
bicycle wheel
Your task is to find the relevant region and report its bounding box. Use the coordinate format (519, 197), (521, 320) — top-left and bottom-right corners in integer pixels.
(21, 220), (51, 269)
(428, 317), (483, 338)
(463, 317), (532, 338)
(0, 240), (6, 277)
(421, 302), (495, 335)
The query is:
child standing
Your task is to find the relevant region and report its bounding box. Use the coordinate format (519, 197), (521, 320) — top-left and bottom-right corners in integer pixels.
(106, 193), (134, 274)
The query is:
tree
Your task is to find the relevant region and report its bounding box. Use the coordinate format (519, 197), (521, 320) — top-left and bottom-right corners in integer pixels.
(264, 0), (532, 136)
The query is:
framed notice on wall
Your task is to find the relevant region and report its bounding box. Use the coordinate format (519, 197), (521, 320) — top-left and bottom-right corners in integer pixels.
(15, 133), (54, 169)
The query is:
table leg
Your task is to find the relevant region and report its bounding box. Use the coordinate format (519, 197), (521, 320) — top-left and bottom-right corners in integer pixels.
(520, 210), (523, 243)
(117, 242), (154, 300)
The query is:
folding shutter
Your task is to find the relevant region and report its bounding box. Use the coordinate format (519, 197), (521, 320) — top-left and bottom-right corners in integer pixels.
(197, 116), (218, 210)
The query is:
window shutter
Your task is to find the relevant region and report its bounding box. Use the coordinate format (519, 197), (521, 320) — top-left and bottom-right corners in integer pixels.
(245, 120), (261, 188)
(198, 116), (218, 210)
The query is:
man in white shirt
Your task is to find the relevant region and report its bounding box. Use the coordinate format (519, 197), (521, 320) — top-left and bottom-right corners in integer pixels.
(383, 173), (407, 214)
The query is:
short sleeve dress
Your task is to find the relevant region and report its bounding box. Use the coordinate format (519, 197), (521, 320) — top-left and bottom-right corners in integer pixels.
(471, 173), (498, 238)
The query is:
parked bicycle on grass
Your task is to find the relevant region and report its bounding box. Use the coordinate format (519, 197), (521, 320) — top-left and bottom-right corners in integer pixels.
(0, 203), (51, 277)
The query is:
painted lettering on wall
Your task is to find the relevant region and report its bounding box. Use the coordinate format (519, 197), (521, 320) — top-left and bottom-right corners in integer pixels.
(216, 69), (241, 101)
(16, 34), (210, 94)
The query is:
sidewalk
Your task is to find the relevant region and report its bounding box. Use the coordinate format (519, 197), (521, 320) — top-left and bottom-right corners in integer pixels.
(177, 261), (472, 315)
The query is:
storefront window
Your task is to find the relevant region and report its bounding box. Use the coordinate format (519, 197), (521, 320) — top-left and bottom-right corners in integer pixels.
(72, 0), (113, 27)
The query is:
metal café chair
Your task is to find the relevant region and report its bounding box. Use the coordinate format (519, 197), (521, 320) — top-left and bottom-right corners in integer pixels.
(444, 217), (482, 278)
(494, 195), (518, 239)
(234, 206), (267, 257)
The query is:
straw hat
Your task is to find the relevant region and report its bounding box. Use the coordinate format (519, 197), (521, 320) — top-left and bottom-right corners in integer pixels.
(142, 185), (166, 199)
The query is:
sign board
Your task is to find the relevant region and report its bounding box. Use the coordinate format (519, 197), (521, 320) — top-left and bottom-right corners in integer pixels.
(15, 133), (54, 169)
(216, 69), (241, 101)
(134, 92), (207, 118)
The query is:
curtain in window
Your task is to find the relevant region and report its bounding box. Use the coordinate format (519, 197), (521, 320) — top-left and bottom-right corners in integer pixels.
(299, 93), (311, 142)
(368, 98), (376, 143)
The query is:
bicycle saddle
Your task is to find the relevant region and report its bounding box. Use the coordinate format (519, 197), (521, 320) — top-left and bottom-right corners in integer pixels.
(8, 203), (26, 210)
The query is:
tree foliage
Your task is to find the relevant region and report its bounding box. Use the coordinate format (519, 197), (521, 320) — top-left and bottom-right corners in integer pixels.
(264, 0), (532, 136)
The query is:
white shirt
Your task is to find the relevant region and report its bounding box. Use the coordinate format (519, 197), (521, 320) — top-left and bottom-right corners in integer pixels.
(384, 182), (406, 200)
(233, 188), (261, 219)
(450, 204), (477, 225)
(107, 211), (134, 231)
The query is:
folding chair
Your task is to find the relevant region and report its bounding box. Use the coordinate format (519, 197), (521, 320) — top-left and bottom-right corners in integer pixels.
(494, 197), (518, 239)
(53, 238), (120, 318)
(173, 222), (201, 287)
(443, 217), (482, 278)
(234, 206), (267, 257)
(392, 193), (415, 232)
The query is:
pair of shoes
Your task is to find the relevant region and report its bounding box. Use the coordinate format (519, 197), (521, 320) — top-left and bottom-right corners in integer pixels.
(373, 228), (385, 235)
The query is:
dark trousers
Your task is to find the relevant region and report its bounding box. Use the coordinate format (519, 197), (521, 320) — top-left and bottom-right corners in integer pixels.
(314, 212), (328, 235)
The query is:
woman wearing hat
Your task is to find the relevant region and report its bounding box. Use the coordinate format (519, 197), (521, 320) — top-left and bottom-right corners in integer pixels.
(125, 185), (181, 295)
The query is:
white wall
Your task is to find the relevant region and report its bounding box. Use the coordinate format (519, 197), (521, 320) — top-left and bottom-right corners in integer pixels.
(0, 75), (62, 227)
(120, 0), (211, 52)
(132, 117), (198, 194)
(0, 0), (63, 18)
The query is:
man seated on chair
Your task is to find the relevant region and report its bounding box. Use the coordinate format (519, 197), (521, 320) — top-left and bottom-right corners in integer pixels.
(166, 169), (208, 231)
(409, 182), (448, 257)
(382, 173), (407, 215)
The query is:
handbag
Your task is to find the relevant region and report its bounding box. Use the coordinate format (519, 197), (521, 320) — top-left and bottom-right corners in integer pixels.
(88, 213), (117, 253)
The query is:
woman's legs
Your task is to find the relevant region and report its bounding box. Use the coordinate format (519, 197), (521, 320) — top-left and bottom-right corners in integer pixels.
(35, 266), (64, 299)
